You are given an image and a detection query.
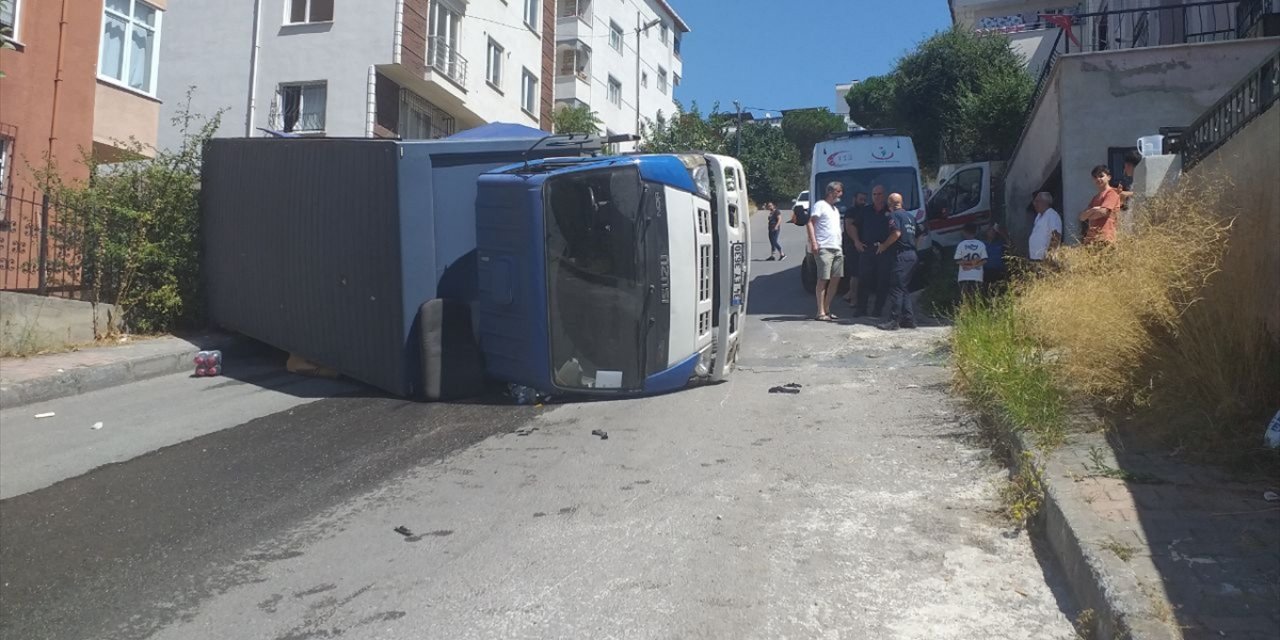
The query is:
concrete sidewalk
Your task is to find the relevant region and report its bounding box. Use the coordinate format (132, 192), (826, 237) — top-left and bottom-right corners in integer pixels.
(0, 334), (237, 408)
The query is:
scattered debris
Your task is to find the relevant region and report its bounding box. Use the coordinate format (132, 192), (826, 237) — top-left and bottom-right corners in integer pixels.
(768, 383), (802, 395)
(716, 515), (723, 520)
(393, 526), (414, 538)
(865, 353), (881, 359)
(34, 412), (55, 419)
(508, 384), (544, 405)
(514, 425), (538, 436)
(1264, 491), (1279, 503)
(286, 353), (337, 379)
(91, 422), (104, 430)
(591, 429), (609, 440)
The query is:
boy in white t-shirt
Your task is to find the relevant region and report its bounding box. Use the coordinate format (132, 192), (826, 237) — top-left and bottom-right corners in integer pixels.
(954, 223), (987, 299)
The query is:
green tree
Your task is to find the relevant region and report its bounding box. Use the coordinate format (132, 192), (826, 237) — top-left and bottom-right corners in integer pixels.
(552, 103), (602, 135)
(40, 90), (223, 335)
(845, 75), (899, 130)
(844, 27), (1034, 168)
(638, 102), (728, 154)
(780, 108), (847, 168)
(729, 123), (805, 205)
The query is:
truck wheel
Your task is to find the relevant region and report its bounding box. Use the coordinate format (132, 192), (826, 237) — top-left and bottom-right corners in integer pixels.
(800, 253), (816, 293)
(419, 298), (485, 401)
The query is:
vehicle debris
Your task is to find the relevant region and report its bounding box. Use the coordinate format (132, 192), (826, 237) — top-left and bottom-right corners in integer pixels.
(34, 412), (55, 419)
(768, 383), (803, 395)
(591, 429), (609, 440)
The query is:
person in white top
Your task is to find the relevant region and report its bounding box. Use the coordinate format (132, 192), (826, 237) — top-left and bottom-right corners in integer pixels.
(953, 223), (987, 299)
(807, 181), (845, 321)
(1028, 192), (1063, 266)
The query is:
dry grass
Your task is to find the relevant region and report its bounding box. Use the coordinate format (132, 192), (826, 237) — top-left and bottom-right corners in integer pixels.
(1009, 173), (1280, 457)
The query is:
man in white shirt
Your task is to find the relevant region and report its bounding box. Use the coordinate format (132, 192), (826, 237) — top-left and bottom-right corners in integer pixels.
(807, 181), (845, 321)
(1028, 192), (1062, 269)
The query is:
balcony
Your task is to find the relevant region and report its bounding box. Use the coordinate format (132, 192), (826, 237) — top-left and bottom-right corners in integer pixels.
(555, 42), (591, 101)
(426, 35), (468, 90)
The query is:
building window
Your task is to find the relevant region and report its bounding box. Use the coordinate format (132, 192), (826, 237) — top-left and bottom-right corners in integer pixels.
(659, 23), (668, 44)
(607, 76), (621, 107)
(521, 68), (538, 118)
(657, 67), (667, 94)
(0, 136), (11, 204)
(486, 39), (503, 90)
(287, 0), (333, 24)
(99, 0), (162, 95)
(609, 21), (623, 52)
(428, 2), (465, 85)
(278, 82), (327, 133)
(674, 34), (682, 57)
(399, 90), (454, 139)
(1, 0), (21, 43)
(673, 73), (680, 88)
(640, 71), (648, 88)
(523, 0), (539, 31)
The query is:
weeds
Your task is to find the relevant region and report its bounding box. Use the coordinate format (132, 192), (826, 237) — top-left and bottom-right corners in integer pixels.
(1084, 446), (1166, 484)
(999, 451), (1045, 529)
(1073, 608), (1098, 640)
(1100, 537), (1137, 562)
(952, 295), (1067, 447)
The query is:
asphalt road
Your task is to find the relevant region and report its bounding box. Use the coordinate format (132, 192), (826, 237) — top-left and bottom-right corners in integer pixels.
(0, 218), (1078, 640)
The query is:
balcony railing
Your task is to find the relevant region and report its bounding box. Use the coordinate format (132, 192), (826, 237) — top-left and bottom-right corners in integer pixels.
(427, 35), (468, 87)
(1237, 0), (1280, 38)
(1182, 48), (1280, 170)
(1023, 1), (1241, 123)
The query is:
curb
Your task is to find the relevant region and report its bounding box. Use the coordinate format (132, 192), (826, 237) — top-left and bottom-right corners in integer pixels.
(987, 417), (1178, 640)
(0, 335), (240, 409)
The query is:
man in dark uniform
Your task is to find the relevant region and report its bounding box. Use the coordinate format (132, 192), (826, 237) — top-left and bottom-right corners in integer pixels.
(849, 185), (890, 317)
(877, 193), (920, 331)
(841, 191), (869, 305)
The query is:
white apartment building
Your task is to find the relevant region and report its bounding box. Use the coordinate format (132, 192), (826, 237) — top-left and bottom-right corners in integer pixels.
(553, 0), (688, 148)
(157, 0), (555, 149)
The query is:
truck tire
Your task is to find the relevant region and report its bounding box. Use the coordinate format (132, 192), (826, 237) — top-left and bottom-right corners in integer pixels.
(419, 298), (486, 401)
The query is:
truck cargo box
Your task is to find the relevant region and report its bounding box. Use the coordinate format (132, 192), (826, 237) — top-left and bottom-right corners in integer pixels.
(201, 127), (583, 397)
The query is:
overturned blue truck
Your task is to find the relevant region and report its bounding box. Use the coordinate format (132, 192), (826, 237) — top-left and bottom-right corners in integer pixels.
(201, 124), (750, 401)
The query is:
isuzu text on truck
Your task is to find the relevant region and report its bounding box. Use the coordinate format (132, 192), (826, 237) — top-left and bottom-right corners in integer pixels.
(201, 124), (749, 401)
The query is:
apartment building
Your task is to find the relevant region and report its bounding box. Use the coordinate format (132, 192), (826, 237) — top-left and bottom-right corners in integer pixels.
(1, 0), (165, 191)
(157, 0), (556, 149)
(553, 0), (687, 148)
(1, 0), (167, 291)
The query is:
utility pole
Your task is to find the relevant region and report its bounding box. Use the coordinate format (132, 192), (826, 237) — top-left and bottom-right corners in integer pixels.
(635, 13), (661, 145)
(733, 101), (742, 157)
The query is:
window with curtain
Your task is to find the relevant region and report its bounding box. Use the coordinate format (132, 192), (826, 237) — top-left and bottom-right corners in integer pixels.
(523, 0), (539, 30)
(1, 1), (20, 41)
(288, 0), (334, 24)
(486, 39), (504, 89)
(99, 0), (161, 94)
(657, 68), (667, 94)
(521, 69), (538, 117)
(279, 82), (327, 133)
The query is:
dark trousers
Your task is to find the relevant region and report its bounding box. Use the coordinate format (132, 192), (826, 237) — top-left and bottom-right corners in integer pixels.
(855, 250), (888, 313)
(886, 249), (919, 325)
(768, 229), (782, 254)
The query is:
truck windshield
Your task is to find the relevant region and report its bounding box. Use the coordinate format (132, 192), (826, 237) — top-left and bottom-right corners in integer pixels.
(544, 166), (648, 391)
(814, 168), (920, 213)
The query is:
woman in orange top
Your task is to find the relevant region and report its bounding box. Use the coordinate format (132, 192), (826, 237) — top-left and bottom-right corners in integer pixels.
(1079, 165), (1122, 244)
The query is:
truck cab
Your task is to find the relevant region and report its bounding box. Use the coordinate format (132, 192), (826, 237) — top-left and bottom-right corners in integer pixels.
(474, 153), (750, 397)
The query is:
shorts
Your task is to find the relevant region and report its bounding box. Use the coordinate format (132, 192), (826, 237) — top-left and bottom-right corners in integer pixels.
(815, 247), (845, 280)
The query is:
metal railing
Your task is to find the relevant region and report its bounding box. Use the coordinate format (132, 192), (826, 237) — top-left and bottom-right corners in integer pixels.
(427, 35), (468, 87)
(1182, 47), (1280, 170)
(1237, 0), (1279, 37)
(1024, 1), (1240, 119)
(0, 188), (84, 296)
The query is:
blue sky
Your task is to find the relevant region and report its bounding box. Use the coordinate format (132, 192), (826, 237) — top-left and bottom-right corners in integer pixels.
(670, 0), (954, 118)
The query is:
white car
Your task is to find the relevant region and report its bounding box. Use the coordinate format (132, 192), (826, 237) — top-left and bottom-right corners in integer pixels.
(792, 190), (810, 214)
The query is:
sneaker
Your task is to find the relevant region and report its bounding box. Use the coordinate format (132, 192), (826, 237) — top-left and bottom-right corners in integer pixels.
(877, 320), (900, 331)
(779, 254), (786, 260)
(766, 256), (776, 261)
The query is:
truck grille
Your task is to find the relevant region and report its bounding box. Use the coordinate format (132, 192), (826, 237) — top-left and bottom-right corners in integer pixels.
(698, 245), (712, 302)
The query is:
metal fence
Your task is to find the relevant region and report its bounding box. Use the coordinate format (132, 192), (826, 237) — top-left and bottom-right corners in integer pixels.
(0, 188), (84, 296)
(1024, 1), (1241, 118)
(1182, 48), (1280, 170)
